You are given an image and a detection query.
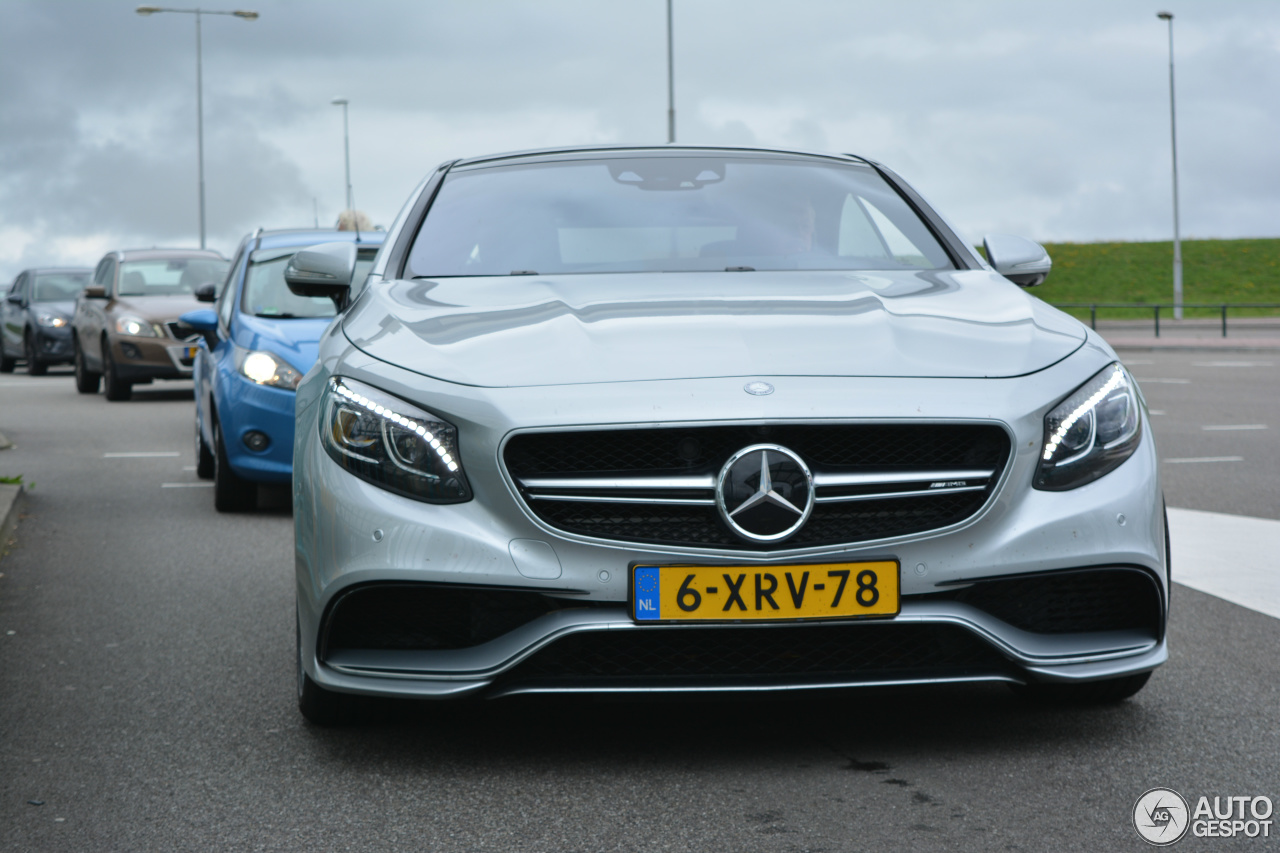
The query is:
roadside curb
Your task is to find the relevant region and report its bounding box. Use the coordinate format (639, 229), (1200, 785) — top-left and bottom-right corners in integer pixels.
(0, 483), (23, 563)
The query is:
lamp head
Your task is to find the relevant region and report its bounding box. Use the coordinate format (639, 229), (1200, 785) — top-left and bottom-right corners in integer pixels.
(1157, 11), (1174, 20)
(331, 98), (349, 106)
(233, 10), (259, 20)
(136, 5), (162, 14)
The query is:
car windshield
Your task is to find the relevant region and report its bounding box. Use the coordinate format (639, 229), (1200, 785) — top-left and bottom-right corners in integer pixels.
(406, 156), (955, 278)
(118, 258), (228, 296)
(241, 247), (377, 319)
(34, 272), (90, 302)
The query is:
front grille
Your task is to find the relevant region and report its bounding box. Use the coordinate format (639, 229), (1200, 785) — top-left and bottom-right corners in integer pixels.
(927, 568), (1164, 637)
(320, 584), (588, 654)
(504, 424), (1010, 550)
(498, 623), (1008, 686)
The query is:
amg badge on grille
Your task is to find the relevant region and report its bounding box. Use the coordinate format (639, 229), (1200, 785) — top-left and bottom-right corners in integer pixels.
(716, 444), (814, 543)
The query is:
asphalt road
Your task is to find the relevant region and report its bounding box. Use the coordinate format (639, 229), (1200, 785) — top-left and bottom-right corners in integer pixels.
(1, 355), (1278, 852)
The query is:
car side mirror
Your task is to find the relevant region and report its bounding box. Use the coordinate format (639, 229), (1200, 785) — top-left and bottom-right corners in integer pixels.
(983, 234), (1051, 287)
(178, 308), (218, 332)
(284, 242), (356, 307)
(83, 284), (108, 299)
(5, 292), (21, 305)
(194, 282), (218, 303)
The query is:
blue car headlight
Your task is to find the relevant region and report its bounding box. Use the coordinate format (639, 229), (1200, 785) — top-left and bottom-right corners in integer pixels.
(1035, 362), (1143, 491)
(319, 376), (472, 503)
(234, 346), (303, 390)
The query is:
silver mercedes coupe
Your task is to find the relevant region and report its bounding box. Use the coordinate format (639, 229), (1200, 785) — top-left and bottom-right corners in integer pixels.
(287, 146), (1166, 724)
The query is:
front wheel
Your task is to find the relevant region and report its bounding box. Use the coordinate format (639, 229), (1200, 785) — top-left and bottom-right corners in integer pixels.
(74, 337), (101, 393)
(24, 334), (47, 376)
(1013, 671), (1152, 705)
(0, 345), (15, 373)
(195, 413), (214, 480)
(213, 420), (256, 512)
(102, 338), (131, 401)
(297, 615), (358, 726)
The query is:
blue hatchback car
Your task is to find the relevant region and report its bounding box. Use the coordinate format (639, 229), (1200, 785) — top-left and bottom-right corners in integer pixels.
(182, 228), (385, 511)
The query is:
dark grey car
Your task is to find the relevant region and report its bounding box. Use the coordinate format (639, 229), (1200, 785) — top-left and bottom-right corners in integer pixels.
(1, 268), (92, 374)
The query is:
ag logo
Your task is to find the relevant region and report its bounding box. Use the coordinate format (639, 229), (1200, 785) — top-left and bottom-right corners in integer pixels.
(1133, 788), (1190, 846)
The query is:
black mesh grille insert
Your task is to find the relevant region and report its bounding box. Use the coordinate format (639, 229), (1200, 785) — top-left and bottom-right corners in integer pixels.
(499, 623), (1008, 686)
(505, 424), (1010, 550)
(321, 584), (586, 654)
(927, 568), (1163, 637)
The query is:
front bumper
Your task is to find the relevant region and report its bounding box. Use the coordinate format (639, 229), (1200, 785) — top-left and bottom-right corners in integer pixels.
(31, 325), (73, 364)
(215, 368), (296, 484)
(294, 342), (1168, 700)
(110, 335), (196, 380)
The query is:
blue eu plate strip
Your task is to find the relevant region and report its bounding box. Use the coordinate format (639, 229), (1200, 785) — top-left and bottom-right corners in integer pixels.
(633, 566), (660, 620)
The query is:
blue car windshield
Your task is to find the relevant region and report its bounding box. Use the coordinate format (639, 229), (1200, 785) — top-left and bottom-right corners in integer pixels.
(406, 156), (955, 277)
(242, 248), (376, 319)
(35, 273), (89, 302)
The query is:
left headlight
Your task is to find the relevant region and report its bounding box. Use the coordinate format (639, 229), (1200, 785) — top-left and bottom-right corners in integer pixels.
(35, 313), (69, 328)
(319, 376), (472, 503)
(1035, 362), (1143, 491)
(115, 315), (159, 337)
(234, 347), (303, 390)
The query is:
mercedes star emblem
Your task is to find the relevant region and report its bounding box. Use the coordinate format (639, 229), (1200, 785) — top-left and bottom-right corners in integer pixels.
(716, 444), (814, 542)
(744, 381), (775, 396)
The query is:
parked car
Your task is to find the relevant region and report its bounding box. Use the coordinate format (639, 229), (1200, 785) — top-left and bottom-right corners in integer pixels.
(180, 228), (385, 512)
(287, 145), (1166, 724)
(71, 249), (228, 400)
(2, 268), (92, 374)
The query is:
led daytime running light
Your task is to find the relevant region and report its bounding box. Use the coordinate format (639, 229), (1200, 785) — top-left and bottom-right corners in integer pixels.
(1042, 366), (1124, 462)
(333, 380), (459, 473)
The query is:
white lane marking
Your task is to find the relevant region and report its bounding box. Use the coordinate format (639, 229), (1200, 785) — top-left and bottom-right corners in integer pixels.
(1164, 456), (1244, 464)
(1122, 359), (1154, 365)
(1134, 378), (1190, 384)
(1193, 361), (1273, 368)
(1149, 410), (1167, 416)
(1202, 424), (1267, 431)
(181, 466), (197, 471)
(161, 482), (215, 488)
(1170, 507), (1280, 621)
(104, 452), (181, 458)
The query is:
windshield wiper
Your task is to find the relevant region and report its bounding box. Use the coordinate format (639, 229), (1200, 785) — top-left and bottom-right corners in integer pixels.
(254, 312), (304, 319)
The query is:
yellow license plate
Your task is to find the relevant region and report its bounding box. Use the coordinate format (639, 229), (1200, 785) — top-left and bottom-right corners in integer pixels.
(631, 561), (899, 622)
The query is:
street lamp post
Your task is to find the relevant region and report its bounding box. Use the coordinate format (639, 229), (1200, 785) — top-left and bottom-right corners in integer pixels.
(136, 6), (259, 250)
(1157, 11), (1183, 320)
(666, 0), (675, 143)
(331, 98), (353, 214)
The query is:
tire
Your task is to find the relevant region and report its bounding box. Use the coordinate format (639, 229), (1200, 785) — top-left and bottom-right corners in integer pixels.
(1013, 671), (1152, 705)
(195, 412), (215, 480)
(297, 614), (358, 726)
(74, 337), (101, 394)
(0, 346), (14, 373)
(102, 338), (131, 401)
(213, 419), (256, 512)
(24, 333), (47, 376)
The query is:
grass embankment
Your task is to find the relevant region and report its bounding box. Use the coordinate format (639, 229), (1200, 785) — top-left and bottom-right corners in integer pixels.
(1038, 238), (1280, 321)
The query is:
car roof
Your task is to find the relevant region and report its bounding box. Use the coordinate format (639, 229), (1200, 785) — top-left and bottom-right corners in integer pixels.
(450, 144), (873, 170)
(115, 248), (228, 262)
(253, 228), (386, 251)
(20, 267), (94, 276)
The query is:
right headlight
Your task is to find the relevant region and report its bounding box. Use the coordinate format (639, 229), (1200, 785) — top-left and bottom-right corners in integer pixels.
(115, 315), (159, 337)
(319, 376), (471, 503)
(1034, 362), (1143, 491)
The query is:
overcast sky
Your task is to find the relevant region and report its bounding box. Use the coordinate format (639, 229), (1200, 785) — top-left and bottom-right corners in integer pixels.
(2, 0), (1278, 281)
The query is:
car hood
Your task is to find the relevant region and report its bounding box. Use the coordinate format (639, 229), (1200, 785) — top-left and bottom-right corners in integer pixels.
(342, 270), (1087, 387)
(112, 294), (205, 322)
(32, 300), (76, 318)
(232, 313), (332, 374)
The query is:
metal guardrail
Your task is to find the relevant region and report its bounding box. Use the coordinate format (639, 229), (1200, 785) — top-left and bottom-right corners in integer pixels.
(1050, 303), (1280, 338)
